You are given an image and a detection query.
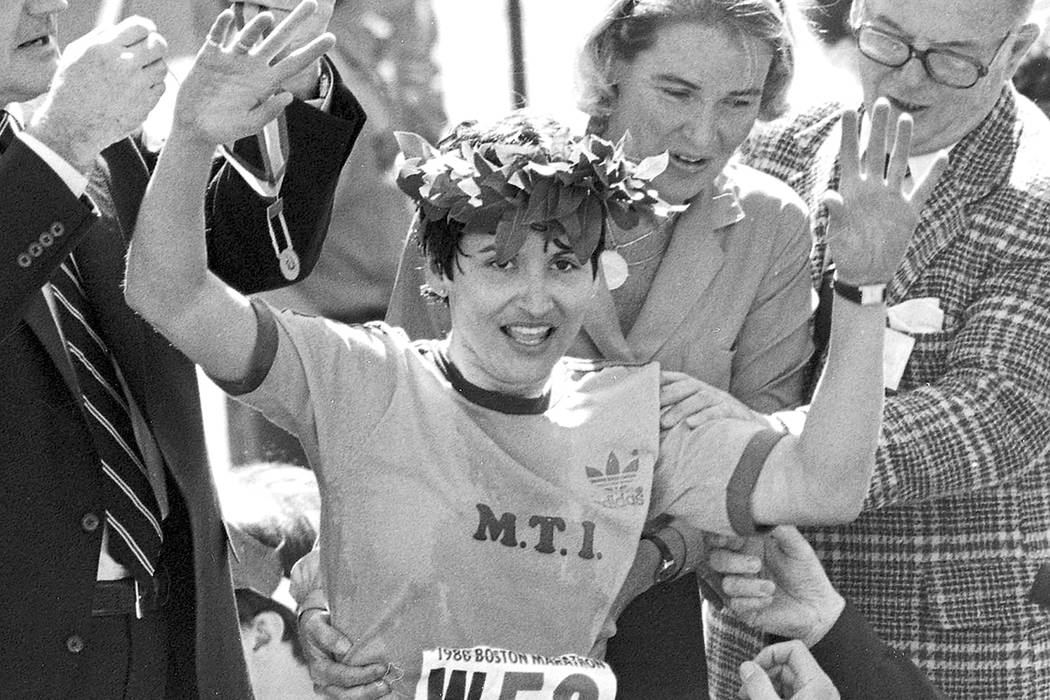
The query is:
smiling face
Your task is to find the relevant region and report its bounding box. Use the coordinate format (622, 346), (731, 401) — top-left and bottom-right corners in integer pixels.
(603, 20), (772, 205)
(851, 0), (1037, 154)
(431, 229), (596, 398)
(0, 0), (66, 105)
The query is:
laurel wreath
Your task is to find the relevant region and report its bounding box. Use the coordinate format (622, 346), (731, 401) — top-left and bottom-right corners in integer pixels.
(394, 127), (683, 264)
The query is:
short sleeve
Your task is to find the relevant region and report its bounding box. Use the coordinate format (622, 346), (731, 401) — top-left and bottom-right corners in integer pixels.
(653, 419), (783, 536)
(216, 303), (404, 457)
(210, 299), (280, 396)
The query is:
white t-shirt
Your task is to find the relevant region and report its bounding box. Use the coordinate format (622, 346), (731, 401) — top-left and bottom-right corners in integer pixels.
(223, 303), (771, 693)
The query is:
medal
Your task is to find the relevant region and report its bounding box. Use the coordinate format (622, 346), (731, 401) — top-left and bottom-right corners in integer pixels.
(600, 250), (629, 290)
(219, 114), (301, 281)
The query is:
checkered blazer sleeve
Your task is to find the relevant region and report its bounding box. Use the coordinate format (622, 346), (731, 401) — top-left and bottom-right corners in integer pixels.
(868, 257), (1050, 509)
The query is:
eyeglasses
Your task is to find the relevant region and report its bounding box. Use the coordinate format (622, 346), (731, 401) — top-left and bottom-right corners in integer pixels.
(853, 24), (1013, 89)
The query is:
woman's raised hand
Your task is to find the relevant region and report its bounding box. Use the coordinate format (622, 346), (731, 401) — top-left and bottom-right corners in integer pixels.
(173, 0), (335, 145)
(823, 99), (948, 286)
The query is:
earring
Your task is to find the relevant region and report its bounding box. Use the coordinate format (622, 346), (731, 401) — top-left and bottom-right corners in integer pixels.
(421, 282), (448, 300)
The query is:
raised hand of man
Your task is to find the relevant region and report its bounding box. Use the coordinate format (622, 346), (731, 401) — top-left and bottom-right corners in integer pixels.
(26, 16), (169, 173)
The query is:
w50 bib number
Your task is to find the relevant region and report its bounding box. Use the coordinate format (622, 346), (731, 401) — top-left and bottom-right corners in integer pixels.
(416, 646), (616, 699)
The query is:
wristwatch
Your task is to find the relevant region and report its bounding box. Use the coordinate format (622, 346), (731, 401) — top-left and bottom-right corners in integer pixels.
(640, 514), (679, 585)
(833, 274), (887, 306)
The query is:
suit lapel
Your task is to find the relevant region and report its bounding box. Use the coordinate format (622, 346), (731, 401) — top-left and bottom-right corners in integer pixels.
(18, 137), (153, 405)
(889, 88), (1017, 302)
(76, 151), (155, 411)
(580, 271), (637, 362)
(23, 290), (79, 396)
(626, 180), (744, 361)
(799, 117), (845, 281)
(75, 142), (210, 493)
(888, 177), (967, 303)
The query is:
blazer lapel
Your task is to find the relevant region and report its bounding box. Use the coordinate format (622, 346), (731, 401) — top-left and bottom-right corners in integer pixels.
(580, 270), (637, 362)
(23, 290), (79, 396)
(888, 177), (967, 303)
(798, 117), (844, 280)
(889, 88), (1017, 302)
(626, 179), (744, 361)
(75, 150), (155, 417)
(76, 146), (210, 493)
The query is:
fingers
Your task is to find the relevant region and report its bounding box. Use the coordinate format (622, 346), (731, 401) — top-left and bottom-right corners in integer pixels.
(248, 0), (304, 11)
(738, 660), (780, 700)
(109, 16), (157, 48)
(300, 610), (391, 697)
(886, 112), (913, 189)
(705, 531), (750, 551)
(660, 370), (695, 385)
(838, 108), (860, 183)
(864, 98), (891, 177)
(257, 0), (318, 59)
(105, 17), (169, 76)
(659, 376), (705, 403)
(231, 11), (276, 53)
(754, 641), (829, 688)
(273, 32), (335, 82)
(722, 575), (774, 602)
(302, 609), (354, 661)
(766, 526), (811, 557)
(818, 190), (844, 245)
(206, 9), (237, 48)
(660, 400), (715, 430)
(708, 548), (763, 576)
(313, 669), (391, 699)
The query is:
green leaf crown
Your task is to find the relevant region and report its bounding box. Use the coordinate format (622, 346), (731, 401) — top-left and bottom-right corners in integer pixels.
(394, 126), (683, 264)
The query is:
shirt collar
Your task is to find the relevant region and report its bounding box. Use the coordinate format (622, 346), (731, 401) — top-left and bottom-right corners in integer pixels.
(858, 111), (955, 185)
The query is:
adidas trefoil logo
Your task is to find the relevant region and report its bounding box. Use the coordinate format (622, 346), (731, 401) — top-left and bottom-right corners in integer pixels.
(587, 450), (645, 509)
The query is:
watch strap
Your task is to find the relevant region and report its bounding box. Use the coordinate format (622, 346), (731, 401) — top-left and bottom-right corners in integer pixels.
(641, 514), (679, 584)
(833, 276), (887, 306)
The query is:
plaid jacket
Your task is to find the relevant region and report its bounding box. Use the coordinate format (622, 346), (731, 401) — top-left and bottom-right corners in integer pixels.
(712, 88), (1050, 695)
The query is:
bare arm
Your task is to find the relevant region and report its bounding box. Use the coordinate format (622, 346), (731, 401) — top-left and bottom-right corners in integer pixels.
(125, 4), (334, 381)
(751, 102), (946, 525)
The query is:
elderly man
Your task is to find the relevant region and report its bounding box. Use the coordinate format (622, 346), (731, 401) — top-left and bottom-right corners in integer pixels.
(0, 1), (366, 697)
(708, 0), (1050, 697)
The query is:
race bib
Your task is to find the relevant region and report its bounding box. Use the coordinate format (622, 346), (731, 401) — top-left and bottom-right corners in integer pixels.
(415, 646), (616, 699)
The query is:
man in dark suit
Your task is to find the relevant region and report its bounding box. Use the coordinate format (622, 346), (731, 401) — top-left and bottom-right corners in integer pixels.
(0, 1), (367, 697)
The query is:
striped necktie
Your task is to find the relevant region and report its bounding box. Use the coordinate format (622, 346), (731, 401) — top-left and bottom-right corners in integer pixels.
(50, 256), (163, 581)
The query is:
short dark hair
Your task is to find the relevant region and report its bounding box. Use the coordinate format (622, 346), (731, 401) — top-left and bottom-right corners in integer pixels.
(218, 463), (319, 669)
(235, 588), (307, 666)
(414, 112), (606, 285)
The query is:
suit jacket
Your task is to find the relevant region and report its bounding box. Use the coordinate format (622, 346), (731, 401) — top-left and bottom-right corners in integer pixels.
(0, 88), (363, 698)
(707, 88), (1050, 696)
(810, 600), (945, 700)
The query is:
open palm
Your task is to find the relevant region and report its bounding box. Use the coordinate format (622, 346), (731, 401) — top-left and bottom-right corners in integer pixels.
(825, 100), (948, 286)
(174, 1), (334, 144)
